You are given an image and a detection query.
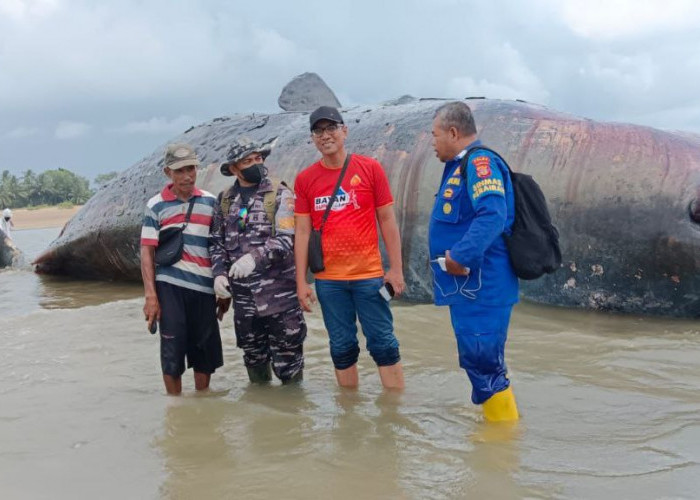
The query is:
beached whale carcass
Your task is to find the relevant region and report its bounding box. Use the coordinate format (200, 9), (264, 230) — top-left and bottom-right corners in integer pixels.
(33, 75), (700, 317)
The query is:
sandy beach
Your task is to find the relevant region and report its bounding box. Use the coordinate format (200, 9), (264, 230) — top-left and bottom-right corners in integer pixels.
(10, 206), (82, 230)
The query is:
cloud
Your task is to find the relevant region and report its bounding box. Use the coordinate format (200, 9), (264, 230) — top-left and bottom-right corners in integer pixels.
(111, 115), (195, 135)
(631, 103), (700, 133)
(0, 0), (58, 20)
(2, 0), (700, 179)
(250, 27), (311, 67)
(252, 28), (298, 64)
(0, 1), (225, 110)
(553, 0), (700, 39)
(55, 121), (90, 139)
(582, 52), (656, 93)
(446, 78), (524, 101)
(5, 126), (40, 138)
(446, 43), (550, 104)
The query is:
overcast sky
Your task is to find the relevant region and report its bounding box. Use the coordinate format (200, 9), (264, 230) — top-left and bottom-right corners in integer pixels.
(2, 0), (699, 180)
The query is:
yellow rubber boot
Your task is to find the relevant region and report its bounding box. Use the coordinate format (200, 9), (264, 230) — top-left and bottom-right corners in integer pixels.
(482, 386), (519, 422)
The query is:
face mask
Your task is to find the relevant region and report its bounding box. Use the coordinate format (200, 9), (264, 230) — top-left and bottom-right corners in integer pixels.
(3, 217), (9, 222)
(239, 163), (264, 184)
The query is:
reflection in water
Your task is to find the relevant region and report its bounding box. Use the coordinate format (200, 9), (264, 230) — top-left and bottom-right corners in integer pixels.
(0, 269), (141, 314)
(149, 300), (700, 499)
(0, 295), (696, 498)
(1, 227), (141, 316)
(467, 422), (524, 500)
(36, 273), (141, 309)
(158, 396), (239, 499)
(155, 381), (541, 499)
(321, 390), (407, 498)
(158, 384), (324, 499)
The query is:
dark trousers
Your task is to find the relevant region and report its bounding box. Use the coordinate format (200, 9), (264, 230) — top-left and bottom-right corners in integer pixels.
(233, 290), (306, 381)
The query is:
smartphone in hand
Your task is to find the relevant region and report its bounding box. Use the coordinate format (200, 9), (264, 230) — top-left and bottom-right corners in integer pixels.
(378, 282), (395, 301)
(148, 320), (158, 334)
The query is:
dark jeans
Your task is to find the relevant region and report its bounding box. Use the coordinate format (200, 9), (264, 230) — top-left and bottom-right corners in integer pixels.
(315, 277), (400, 369)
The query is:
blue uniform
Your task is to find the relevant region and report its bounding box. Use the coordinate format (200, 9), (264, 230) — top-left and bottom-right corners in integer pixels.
(428, 140), (519, 404)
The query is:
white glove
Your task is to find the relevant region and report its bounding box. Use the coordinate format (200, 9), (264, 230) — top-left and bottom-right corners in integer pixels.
(214, 275), (231, 298)
(229, 253), (256, 280)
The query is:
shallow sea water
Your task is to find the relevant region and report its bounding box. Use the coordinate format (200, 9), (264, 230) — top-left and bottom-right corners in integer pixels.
(0, 229), (698, 499)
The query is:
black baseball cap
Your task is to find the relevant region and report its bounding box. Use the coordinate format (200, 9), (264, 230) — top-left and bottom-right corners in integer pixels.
(309, 106), (344, 131)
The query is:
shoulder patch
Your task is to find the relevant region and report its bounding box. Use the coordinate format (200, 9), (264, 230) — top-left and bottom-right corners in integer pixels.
(472, 156), (492, 179)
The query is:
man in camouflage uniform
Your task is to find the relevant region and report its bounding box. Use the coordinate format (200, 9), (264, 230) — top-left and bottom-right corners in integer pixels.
(209, 137), (306, 384)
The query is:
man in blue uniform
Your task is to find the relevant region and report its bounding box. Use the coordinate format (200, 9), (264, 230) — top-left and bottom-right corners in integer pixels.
(428, 101), (519, 422)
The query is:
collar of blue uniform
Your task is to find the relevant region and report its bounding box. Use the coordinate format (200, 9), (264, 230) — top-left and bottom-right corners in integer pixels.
(453, 139), (483, 161)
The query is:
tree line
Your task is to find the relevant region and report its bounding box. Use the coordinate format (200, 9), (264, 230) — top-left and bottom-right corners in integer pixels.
(0, 169), (118, 209)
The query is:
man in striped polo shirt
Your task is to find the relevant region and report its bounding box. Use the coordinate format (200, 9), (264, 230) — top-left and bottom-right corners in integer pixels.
(140, 143), (224, 395)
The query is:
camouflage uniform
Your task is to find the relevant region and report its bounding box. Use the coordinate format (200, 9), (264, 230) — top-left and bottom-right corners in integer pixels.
(210, 175), (306, 381)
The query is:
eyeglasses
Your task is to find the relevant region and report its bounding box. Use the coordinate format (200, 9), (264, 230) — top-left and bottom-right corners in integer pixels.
(238, 206), (248, 230)
(311, 123), (343, 137)
(238, 154), (264, 168)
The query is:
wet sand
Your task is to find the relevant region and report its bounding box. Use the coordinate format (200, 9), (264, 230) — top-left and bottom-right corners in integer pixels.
(10, 205), (82, 230)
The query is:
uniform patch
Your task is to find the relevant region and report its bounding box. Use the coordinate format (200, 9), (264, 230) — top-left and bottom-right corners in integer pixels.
(443, 202), (452, 214)
(350, 174), (362, 186)
(447, 177), (461, 186)
(278, 216), (294, 230)
(473, 156), (492, 179)
(471, 178), (505, 200)
(443, 188), (454, 199)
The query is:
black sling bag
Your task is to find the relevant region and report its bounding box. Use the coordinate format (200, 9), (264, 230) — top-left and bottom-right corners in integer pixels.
(154, 197), (196, 267)
(307, 154), (352, 273)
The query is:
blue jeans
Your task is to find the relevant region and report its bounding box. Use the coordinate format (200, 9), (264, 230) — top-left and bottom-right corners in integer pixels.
(315, 277), (401, 369)
(449, 303), (512, 404)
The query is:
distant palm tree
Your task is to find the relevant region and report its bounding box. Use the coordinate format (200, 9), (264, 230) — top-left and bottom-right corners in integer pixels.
(0, 170), (18, 208)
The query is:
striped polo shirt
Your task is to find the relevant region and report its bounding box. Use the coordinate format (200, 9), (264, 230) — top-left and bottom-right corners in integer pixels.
(141, 184), (216, 294)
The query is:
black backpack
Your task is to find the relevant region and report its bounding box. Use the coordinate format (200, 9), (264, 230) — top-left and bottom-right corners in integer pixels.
(462, 146), (562, 280)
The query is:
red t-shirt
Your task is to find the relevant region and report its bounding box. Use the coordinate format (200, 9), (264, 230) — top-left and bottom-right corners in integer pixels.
(294, 154), (393, 280)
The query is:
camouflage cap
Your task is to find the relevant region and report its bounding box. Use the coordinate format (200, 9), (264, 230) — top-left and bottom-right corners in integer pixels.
(164, 143), (200, 170)
(220, 137), (273, 176)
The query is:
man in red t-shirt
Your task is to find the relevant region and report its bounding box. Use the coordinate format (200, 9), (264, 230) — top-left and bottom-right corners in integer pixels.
(294, 106), (405, 389)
